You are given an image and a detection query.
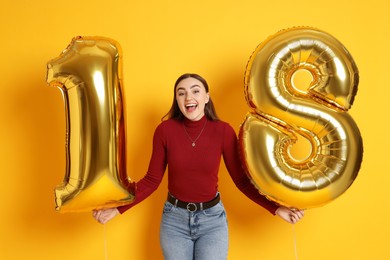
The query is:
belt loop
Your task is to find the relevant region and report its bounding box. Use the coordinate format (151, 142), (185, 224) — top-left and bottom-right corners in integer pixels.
(199, 202), (204, 211)
(174, 198), (178, 207)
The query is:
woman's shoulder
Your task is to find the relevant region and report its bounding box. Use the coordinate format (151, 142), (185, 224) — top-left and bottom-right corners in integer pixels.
(210, 119), (236, 135)
(211, 118), (232, 128)
(151, 119), (180, 140)
(159, 118), (181, 126)
(155, 118), (181, 131)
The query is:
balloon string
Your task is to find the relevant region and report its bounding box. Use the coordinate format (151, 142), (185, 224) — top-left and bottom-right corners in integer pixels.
(104, 224), (108, 260)
(292, 224), (298, 260)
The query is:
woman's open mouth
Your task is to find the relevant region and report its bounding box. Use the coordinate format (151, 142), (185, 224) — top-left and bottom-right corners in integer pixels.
(185, 103), (197, 112)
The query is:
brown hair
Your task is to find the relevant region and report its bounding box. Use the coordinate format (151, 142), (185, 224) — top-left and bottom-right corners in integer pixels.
(162, 73), (219, 121)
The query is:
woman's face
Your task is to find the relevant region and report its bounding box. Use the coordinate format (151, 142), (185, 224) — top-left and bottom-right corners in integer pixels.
(175, 77), (210, 121)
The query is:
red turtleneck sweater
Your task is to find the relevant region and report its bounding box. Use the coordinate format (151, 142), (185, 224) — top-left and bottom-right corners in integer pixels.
(118, 116), (278, 214)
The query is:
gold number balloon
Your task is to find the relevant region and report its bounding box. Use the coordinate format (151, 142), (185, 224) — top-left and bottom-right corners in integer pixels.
(239, 27), (363, 209)
(46, 36), (135, 213)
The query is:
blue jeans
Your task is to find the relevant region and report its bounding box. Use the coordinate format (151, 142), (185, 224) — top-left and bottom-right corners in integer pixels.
(160, 200), (228, 260)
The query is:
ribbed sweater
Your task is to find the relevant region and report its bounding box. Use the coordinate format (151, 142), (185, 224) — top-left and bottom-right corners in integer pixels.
(118, 115), (278, 214)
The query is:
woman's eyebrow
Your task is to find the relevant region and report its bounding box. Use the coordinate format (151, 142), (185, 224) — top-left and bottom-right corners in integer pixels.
(176, 85), (201, 92)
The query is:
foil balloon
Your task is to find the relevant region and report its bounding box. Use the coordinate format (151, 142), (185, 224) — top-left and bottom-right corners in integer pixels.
(239, 27), (363, 209)
(46, 36), (135, 213)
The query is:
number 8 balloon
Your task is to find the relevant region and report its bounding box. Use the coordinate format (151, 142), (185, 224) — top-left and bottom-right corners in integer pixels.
(239, 27), (363, 209)
(46, 36), (135, 213)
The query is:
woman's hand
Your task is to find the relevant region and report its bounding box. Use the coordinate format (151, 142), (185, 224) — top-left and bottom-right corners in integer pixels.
(275, 206), (304, 224)
(92, 208), (120, 224)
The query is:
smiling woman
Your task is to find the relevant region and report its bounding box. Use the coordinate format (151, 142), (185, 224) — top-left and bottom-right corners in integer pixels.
(175, 77), (210, 121)
(93, 73), (304, 259)
(164, 73), (218, 121)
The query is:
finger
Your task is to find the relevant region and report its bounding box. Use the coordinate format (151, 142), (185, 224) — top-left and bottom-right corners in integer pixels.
(99, 217), (107, 224)
(93, 210), (103, 222)
(289, 213), (296, 223)
(290, 212), (301, 223)
(291, 208), (304, 218)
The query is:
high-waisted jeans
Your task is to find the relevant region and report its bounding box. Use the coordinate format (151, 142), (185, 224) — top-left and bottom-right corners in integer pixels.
(160, 200), (228, 260)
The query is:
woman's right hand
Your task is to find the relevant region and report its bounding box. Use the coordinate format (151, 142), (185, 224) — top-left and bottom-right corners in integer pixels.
(92, 208), (120, 224)
(275, 206), (304, 224)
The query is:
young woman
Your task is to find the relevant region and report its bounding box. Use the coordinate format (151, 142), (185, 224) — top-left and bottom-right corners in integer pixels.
(93, 73), (304, 259)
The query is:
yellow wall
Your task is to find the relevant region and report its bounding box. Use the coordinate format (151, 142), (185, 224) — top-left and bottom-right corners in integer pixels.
(1, 0), (388, 259)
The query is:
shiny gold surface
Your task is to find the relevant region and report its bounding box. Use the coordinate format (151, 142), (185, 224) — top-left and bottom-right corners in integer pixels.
(239, 27), (363, 209)
(46, 36), (135, 212)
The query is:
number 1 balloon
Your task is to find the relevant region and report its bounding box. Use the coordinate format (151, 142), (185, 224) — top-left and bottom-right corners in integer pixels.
(239, 27), (363, 209)
(46, 36), (135, 213)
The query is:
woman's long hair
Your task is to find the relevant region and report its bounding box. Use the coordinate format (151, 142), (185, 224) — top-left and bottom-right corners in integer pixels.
(162, 73), (219, 121)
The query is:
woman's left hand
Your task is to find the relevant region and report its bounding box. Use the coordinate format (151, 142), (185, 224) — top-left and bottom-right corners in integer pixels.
(92, 208), (120, 224)
(275, 206), (305, 224)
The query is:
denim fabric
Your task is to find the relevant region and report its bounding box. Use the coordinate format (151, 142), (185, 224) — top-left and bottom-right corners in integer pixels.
(160, 200), (228, 260)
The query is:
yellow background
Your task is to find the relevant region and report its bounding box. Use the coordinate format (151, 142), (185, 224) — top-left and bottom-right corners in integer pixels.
(1, 0), (389, 259)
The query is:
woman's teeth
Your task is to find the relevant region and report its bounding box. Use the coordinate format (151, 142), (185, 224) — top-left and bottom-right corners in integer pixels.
(186, 104), (197, 111)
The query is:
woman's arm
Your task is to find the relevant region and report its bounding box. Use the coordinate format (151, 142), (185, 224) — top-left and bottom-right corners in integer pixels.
(93, 123), (168, 223)
(222, 123), (279, 214)
(223, 123), (305, 223)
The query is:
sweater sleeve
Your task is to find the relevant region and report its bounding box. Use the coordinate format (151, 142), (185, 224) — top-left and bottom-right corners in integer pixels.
(117, 123), (167, 214)
(222, 123), (279, 215)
